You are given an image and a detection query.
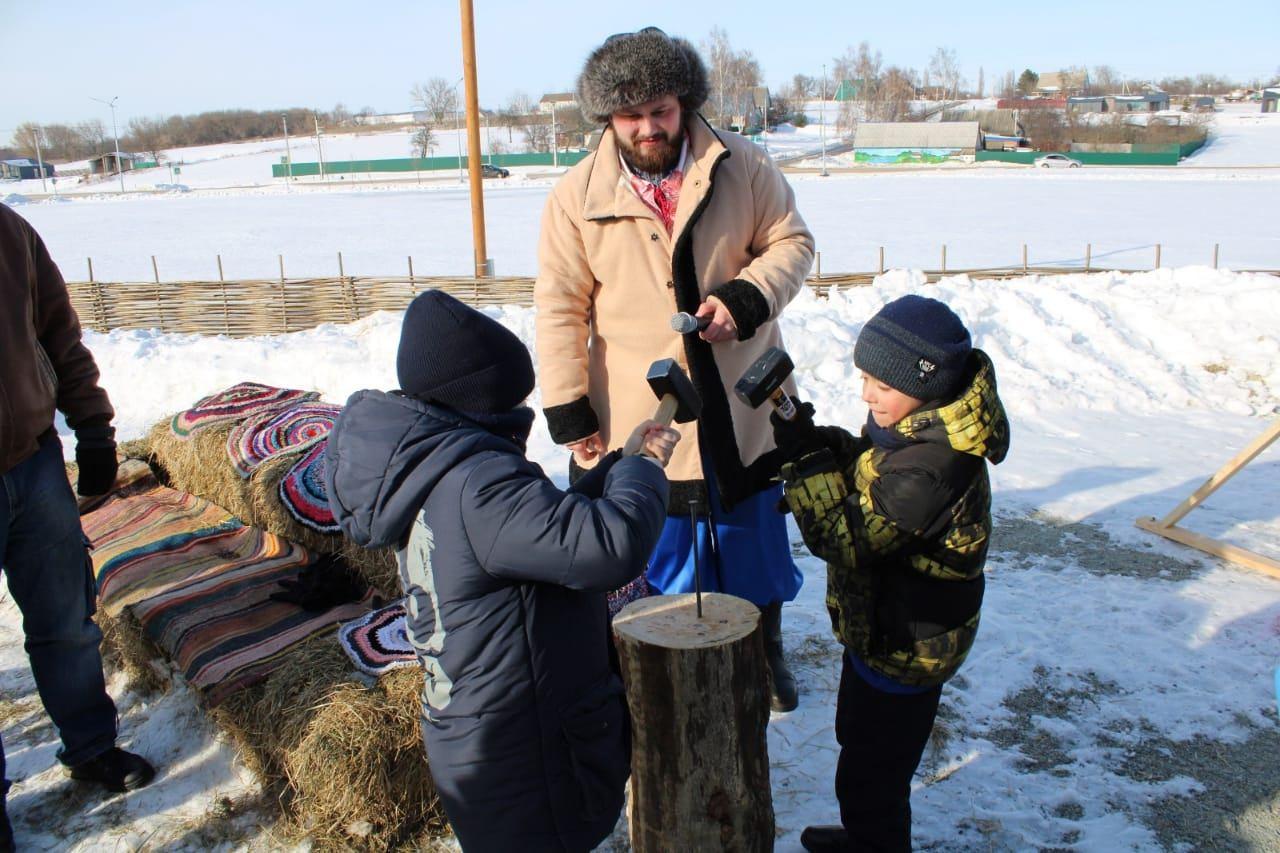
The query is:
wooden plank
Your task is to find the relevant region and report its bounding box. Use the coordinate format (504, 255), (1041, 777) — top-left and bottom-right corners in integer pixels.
(1135, 517), (1280, 581)
(1156, 419), (1280, 527)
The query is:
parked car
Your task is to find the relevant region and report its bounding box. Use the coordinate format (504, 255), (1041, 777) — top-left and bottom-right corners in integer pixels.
(1034, 153), (1082, 169)
(481, 164), (510, 178)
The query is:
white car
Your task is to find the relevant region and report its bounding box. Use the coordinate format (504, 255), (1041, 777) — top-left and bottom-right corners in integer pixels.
(1035, 153), (1083, 168)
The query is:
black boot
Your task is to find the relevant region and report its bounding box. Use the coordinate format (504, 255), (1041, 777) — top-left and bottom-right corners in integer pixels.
(800, 824), (850, 852)
(67, 747), (156, 793)
(761, 601), (798, 712)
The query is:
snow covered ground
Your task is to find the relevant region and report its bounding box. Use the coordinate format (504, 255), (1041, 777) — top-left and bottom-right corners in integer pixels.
(3, 266), (1279, 851)
(2, 105), (1279, 851)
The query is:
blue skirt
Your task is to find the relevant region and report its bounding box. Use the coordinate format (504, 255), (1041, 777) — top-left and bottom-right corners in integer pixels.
(646, 474), (802, 607)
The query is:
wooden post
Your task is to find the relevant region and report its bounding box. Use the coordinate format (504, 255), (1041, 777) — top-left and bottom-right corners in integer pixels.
(941, 244), (947, 273)
(408, 256), (418, 296)
(87, 258), (95, 282)
(614, 593), (774, 853)
(151, 255), (165, 331)
(1213, 243), (1220, 269)
(878, 246), (885, 275)
(815, 250), (822, 279)
(1022, 243), (1028, 273)
(216, 255), (230, 335)
(278, 254), (288, 333)
(1085, 243), (1092, 272)
(1155, 243), (1162, 268)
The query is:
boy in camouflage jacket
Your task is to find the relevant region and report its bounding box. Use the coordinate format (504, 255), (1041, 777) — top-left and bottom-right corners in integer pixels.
(771, 295), (1009, 852)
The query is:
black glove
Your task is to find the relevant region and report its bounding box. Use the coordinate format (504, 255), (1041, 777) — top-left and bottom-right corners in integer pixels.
(75, 444), (119, 497)
(270, 554), (367, 611)
(770, 398), (824, 460)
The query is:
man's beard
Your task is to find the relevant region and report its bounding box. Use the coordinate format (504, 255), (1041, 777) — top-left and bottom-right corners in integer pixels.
(618, 126), (683, 174)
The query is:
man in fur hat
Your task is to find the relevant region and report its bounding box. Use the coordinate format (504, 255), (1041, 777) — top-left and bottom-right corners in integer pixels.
(534, 27), (815, 711)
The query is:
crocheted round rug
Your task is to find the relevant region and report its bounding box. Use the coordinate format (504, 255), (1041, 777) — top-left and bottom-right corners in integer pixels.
(338, 602), (417, 677)
(278, 441), (340, 533)
(227, 401), (342, 479)
(170, 382), (319, 438)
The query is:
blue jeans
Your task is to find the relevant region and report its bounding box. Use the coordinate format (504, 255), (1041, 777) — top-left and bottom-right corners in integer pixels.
(0, 431), (117, 796)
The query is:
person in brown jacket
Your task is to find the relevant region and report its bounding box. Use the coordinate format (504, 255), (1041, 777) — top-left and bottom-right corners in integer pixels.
(534, 27), (815, 711)
(0, 204), (155, 851)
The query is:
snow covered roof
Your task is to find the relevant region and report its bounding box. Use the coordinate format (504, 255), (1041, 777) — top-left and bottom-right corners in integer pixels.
(2, 158), (35, 167)
(853, 121), (980, 150)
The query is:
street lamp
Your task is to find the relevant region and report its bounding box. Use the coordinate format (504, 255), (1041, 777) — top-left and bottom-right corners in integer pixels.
(90, 95), (126, 193)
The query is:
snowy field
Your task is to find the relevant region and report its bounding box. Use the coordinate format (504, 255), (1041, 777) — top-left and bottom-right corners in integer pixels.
(3, 266), (1278, 851)
(2, 107), (1280, 851)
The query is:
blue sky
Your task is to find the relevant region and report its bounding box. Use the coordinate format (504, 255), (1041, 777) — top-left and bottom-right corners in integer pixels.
(2, 0), (1276, 134)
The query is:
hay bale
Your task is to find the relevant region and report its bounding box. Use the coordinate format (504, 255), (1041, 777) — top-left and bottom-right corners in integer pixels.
(148, 418), (399, 594)
(98, 609), (169, 694)
(211, 636), (442, 850)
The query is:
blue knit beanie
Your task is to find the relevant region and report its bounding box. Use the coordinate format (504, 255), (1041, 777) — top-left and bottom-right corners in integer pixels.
(854, 295), (973, 400)
(396, 290), (535, 413)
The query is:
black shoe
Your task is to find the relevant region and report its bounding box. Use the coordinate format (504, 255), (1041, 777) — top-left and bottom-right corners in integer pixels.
(68, 748), (156, 793)
(762, 601), (799, 712)
(800, 824), (849, 852)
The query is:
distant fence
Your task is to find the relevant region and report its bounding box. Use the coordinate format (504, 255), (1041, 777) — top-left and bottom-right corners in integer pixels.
(66, 262), (1278, 338)
(977, 140), (1206, 166)
(270, 151), (590, 178)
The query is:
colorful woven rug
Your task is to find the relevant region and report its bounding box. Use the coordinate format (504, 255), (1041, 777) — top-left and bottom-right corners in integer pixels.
(338, 602), (417, 677)
(169, 382), (319, 438)
(226, 401), (342, 479)
(279, 441), (340, 533)
(81, 473), (373, 705)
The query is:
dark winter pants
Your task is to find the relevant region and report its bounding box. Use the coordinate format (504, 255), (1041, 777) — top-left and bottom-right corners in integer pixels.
(835, 653), (942, 852)
(0, 431), (117, 799)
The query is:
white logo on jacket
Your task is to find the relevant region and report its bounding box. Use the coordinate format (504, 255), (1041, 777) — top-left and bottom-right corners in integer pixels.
(400, 514), (454, 717)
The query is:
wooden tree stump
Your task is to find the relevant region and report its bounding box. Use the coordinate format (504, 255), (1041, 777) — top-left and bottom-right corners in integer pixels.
(613, 592), (775, 852)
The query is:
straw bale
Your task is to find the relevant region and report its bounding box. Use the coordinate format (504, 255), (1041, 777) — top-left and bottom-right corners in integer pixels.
(98, 609), (169, 694)
(210, 635), (441, 850)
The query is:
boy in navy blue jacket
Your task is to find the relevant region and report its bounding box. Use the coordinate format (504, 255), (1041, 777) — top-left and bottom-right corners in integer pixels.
(326, 291), (678, 853)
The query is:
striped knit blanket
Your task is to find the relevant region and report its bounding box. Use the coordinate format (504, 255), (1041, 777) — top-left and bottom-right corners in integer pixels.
(226, 401), (342, 479)
(169, 382), (319, 438)
(82, 471), (371, 705)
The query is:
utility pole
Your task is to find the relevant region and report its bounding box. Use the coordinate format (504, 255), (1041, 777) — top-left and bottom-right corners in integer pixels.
(91, 95), (125, 193)
(314, 114), (326, 180)
(32, 126), (47, 193)
(282, 114), (294, 183)
(459, 0), (490, 276)
(551, 101), (558, 168)
(820, 65), (829, 177)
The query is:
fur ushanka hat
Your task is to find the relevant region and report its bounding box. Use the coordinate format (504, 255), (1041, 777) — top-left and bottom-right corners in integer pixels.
(576, 27), (710, 123)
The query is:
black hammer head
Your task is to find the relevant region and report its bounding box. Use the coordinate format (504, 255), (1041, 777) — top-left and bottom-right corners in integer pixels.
(646, 359), (702, 423)
(734, 347), (794, 408)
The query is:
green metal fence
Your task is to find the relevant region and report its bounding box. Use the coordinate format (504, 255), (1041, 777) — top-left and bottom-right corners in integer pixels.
(977, 139), (1206, 166)
(270, 151), (589, 178)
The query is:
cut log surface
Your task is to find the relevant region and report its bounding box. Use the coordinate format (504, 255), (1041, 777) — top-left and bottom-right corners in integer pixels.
(614, 592), (775, 853)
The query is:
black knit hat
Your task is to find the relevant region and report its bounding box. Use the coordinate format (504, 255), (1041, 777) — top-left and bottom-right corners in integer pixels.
(396, 290), (535, 413)
(854, 295), (973, 401)
(577, 27), (710, 123)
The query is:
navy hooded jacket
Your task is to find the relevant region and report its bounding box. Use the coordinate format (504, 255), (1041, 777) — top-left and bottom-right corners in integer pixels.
(325, 390), (669, 852)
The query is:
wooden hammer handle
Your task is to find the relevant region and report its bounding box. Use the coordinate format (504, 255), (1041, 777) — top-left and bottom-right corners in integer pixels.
(653, 394), (679, 426)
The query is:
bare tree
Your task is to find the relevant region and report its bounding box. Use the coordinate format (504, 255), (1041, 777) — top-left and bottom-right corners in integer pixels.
(927, 47), (961, 101)
(127, 116), (168, 163)
(10, 122), (44, 159)
(523, 119), (551, 153)
(77, 119), (108, 155)
(788, 74), (817, 100)
(871, 67), (918, 121)
(1090, 65), (1119, 95)
(702, 28), (761, 127)
(330, 102), (353, 126)
(412, 123), (436, 158)
(411, 78), (459, 124)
